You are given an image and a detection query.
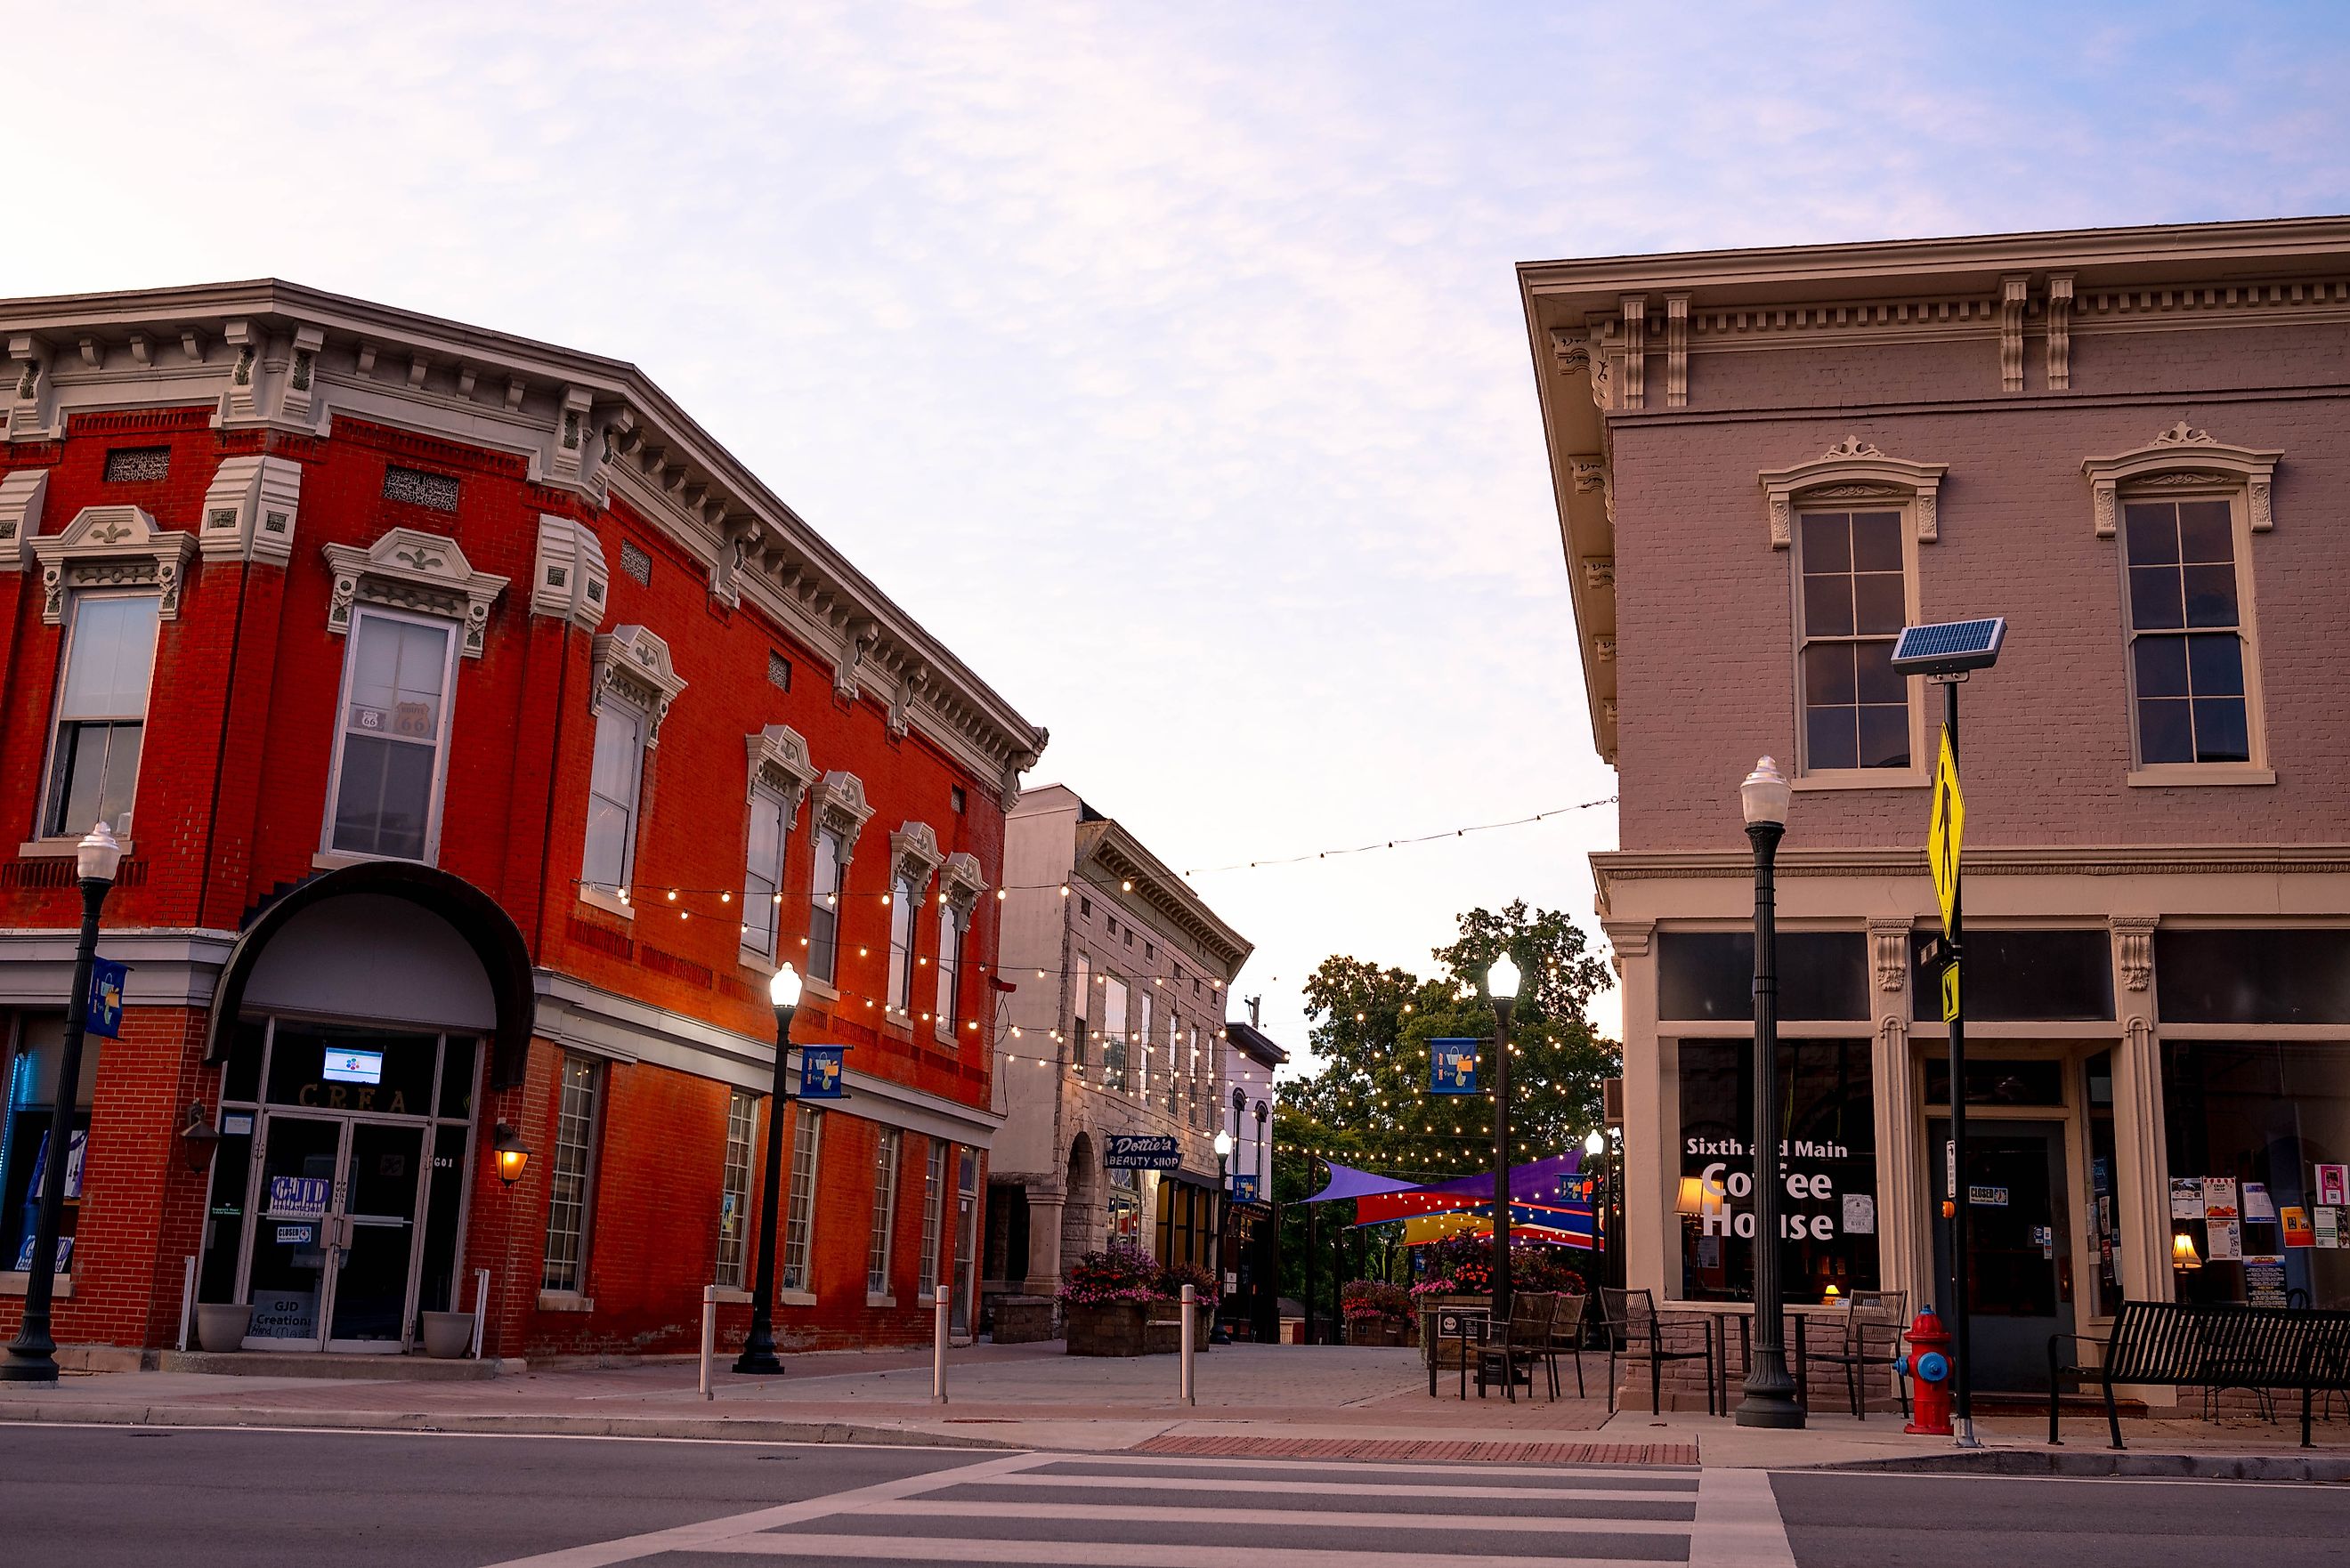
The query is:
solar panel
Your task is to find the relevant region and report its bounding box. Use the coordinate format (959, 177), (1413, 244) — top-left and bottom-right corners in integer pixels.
(1889, 618), (2006, 675)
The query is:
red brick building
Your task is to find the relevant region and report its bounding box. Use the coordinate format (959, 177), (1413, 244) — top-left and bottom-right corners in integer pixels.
(0, 282), (1046, 1362)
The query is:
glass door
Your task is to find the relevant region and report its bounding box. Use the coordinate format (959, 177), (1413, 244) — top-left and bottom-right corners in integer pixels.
(243, 1115), (343, 1350)
(1929, 1117), (2075, 1392)
(328, 1120), (427, 1351)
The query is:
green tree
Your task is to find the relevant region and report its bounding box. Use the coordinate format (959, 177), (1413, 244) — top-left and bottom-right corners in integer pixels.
(1273, 901), (1620, 1303)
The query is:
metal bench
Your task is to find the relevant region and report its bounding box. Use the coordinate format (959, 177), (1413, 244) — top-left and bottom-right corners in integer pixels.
(2047, 1298), (2350, 1449)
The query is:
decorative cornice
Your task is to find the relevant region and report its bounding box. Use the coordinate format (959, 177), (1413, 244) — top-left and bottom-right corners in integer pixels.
(810, 770), (874, 860)
(2110, 915), (2158, 991)
(196, 454), (301, 567)
(2082, 423), (2281, 538)
(324, 527), (509, 656)
(589, 624), (686, 744)
(1594, 844), (2350, 893)
(0, 466), (46, 563)
(1074, 819), (1252, 978)
(28, 504), (197, 623)
(1758, 436), (1946, 548)
(1868, 917), (1913, 994)
(528, 514), (609, 631)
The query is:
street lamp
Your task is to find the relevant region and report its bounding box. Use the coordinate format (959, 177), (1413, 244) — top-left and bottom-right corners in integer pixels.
(1735, 756), (1803, 1429)
(1486, 951), (1520, 1326)
(3, 821), (124, 1384)
(1211, 1128), (1236, 1344)
(734, 962), (802, 1375)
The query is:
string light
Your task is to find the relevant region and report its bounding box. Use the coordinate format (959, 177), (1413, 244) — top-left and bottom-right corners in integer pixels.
(1181, 794), (1616, 875)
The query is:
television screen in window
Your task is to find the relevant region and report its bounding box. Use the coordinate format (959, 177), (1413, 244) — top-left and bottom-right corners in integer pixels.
(322, 1048), (384, 1086)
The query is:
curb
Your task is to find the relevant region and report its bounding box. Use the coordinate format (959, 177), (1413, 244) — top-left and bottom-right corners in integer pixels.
(1811, 1448), (2350, 1483)
(0, 1401), (1015, 1451)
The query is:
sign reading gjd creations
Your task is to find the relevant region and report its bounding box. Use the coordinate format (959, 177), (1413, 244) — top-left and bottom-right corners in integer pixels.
(798, 1045), (847, 1100)
(1428, 1039), (1479, 1095)
(1106, 1134), (1180, 1171)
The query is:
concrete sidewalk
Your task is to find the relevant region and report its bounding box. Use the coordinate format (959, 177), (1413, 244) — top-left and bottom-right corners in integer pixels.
(4, 1341), (2344, 1477)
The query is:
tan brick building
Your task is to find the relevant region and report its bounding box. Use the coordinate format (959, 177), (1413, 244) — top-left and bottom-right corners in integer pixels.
(1519, 218), (2350, 1394)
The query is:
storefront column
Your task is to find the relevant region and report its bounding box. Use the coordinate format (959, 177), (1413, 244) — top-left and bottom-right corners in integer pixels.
(2109, 917), (2170, 1307)
(1868, 918), (1925, 1310)
(1024, 1186), (1066, 1295)
(1603, 921), (1665, 1297)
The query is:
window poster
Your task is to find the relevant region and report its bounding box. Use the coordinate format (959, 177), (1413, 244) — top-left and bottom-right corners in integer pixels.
(2317, 1164), (2349, 1208)
(2201, 1177), (2240, 1220)
(2244, 1255), (2289, 1309)
(2281, 1206), (2314, 1248)
(2170, 1178), (2205, 1219)
(2206, 1216), (2242, 1261)
(2316, 1208), (2342, 1249)
(2243, 1182), (2278, 1222)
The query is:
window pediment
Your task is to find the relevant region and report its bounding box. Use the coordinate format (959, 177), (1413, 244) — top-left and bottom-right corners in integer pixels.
(938, 850), (985, 914)
(1758, 436), (1947, 548)
(811, 770), (874, 861)
(2082, 422), (2280, 538)
(29, 504), (197, 623)
(888, 820), (944, 892)
(324, 527), (509, 656)
(747, 723), (818, 816)
(589, 623), (687, 746)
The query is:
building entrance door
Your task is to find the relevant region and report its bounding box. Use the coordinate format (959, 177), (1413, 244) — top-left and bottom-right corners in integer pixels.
(239, 1111), (427, 1353)
(1929, 1118), (2074, 1393)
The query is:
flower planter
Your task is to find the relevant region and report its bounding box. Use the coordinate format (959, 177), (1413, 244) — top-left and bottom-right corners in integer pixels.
(419, 1310), (476, 1359)
(1346, 1317), (1415, 1347)
(194, 1302), (253, 1354)
(1065, 1300), (1159, 1356)
(1417, 1292), (1493, 1369)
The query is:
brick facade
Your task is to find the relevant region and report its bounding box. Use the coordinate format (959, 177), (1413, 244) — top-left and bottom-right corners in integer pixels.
(0, 282), (1043, 1362)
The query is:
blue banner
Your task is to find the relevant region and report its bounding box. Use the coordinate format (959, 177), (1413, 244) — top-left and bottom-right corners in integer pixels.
(85, 958), (126, 1039)
(1231, 1173), (1260, 1204)
(1428, 1039), (1479, 1095)
(798, 1045), (847, 1099)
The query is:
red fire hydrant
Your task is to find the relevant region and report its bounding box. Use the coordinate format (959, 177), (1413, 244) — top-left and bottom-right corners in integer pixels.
(1899, 1305), (1953, 1435)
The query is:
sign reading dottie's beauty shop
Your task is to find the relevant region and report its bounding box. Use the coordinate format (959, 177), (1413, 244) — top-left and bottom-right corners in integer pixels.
(1106, 1135), (1180, 1171)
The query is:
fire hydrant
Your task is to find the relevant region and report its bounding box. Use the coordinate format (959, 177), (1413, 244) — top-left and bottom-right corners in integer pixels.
(1898, 1305), (1953, 1435)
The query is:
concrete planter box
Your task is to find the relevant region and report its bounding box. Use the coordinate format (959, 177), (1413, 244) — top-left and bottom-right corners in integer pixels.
(1064, 1299), (1211, 1355)
(195, 1302), (253, 1354)
(419, 1310), (476, 1359)
(1418, 1292), (1492, 1369)
(1347, 1317), (1415, 1347)
(991, 1296), (1056, 1345)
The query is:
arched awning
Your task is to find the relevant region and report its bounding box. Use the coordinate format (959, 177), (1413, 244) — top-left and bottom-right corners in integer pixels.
(204, 861), (536, 1090)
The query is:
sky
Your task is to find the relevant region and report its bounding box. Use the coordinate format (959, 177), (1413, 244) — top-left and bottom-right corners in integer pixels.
(13, 2), (2350, 1069)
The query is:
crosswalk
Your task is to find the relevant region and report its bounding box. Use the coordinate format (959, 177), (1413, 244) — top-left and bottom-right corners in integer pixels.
(491, 1449), (1795, 1568)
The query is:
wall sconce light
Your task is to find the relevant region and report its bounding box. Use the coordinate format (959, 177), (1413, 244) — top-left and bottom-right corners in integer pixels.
(493, 1122), (532, 1186)
(176, 1103), (223, 1172)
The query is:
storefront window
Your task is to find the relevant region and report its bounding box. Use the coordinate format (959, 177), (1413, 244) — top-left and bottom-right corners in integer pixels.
(2, 1017), (98, 1275)
(2084, 1051), (2124, 1318)
(1658, 932), (1868, 1022)
(2156, 930), (2350, 1025)
(1675, 1038), (1877, 1303)
(2163, 1041), (2350, 1309)
(1908, 929), (2112, 1022)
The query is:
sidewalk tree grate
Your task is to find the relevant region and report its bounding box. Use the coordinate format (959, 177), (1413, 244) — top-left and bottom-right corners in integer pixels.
(1130, 1435), (1700, 1466)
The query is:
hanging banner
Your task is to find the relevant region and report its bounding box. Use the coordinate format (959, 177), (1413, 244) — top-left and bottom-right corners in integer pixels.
(1428, 1039), (1479, 1095)
(85, 957), (127, 1039)
(798, 1045), (847, 1099)
(1231, 1173), (1260, 1204)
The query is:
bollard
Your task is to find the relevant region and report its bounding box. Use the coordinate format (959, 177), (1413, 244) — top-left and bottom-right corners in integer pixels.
(933, 1285), (951, 1405)
(472, 1268), (490, 1360)
(1179, 1282), (1196, 1406)
(176, 1256), (197, 1352)
(699, 1284), (718, 1401)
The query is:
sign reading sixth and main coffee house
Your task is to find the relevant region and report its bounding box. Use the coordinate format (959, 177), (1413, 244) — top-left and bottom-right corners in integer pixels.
(1682, 1136), (1864, 1241)
(1105, 1134), (1181, 1171)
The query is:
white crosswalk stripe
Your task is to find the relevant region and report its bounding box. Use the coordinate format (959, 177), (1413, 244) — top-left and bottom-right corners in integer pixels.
(484, 1451), (1797, 1568)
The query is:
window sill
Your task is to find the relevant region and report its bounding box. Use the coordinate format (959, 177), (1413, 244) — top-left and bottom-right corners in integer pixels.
(2127, 765), (2276, 788)
(0, 1271), (73, 1297)
(711, 1286), (752, 1305)
(313, 849), (429, 872)
(536, 1290), (596, 1313)
(780, 1289), (817, 1308)
(739, 946), (782, 972)
(801, 975), (840, 1003)
(577, 885), (636, 920)
(866, 1291), (896, 1309)
(18, 838), (134, 861)
(1791, 770), (1927, 793)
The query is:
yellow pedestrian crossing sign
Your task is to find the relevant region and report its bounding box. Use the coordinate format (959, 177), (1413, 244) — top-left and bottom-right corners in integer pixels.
(1929, 725), (1964, 933)
(1941, 962), (1961, 1023)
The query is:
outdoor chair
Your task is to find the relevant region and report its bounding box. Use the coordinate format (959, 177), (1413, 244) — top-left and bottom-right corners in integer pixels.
(1600, 1287), (1715, 1415)
(1541, 1290), (1588, 1399)
(1475, 1291), (1557, 1402)
(1802, 1289), (1909, 1420)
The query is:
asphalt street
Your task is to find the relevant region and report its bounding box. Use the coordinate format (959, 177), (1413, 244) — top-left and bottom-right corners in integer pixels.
(4, 1423), (2349, 1567)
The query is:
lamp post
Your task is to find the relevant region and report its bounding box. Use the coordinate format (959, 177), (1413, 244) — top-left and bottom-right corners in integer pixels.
(1735, 757), (1803, 1428)
(1486, 952), (1520, 1326)
(1211, 1128), (1235, 1344)
(734, 963), (801, 1375)
(3, 821), (123, 1385)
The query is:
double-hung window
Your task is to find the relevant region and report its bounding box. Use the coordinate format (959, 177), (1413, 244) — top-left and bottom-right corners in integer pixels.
(44, 594), (159, 837)
(1101, 976), (1130, 1090)
(936, 905), (965, 1037)
(1070, 952), (1090, 1067)
(866, 1128), (902, 1298)
(582, 699), (645, 893)
(919, 1140), (946, 1300)
(1796, 510), (1912, 773)
(782, 1105), (823, 1293)
(741, 785), (788, 959)
(715, 1090), (757, 1289)
(887, 875), (918, 1014)
(2123, 497), (2256, 767)
(326, 608), (458, 861)
(542, 1055), (604, 1294)
(1138, 995), (1153, 1098)
(807, 828), (845, 982)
